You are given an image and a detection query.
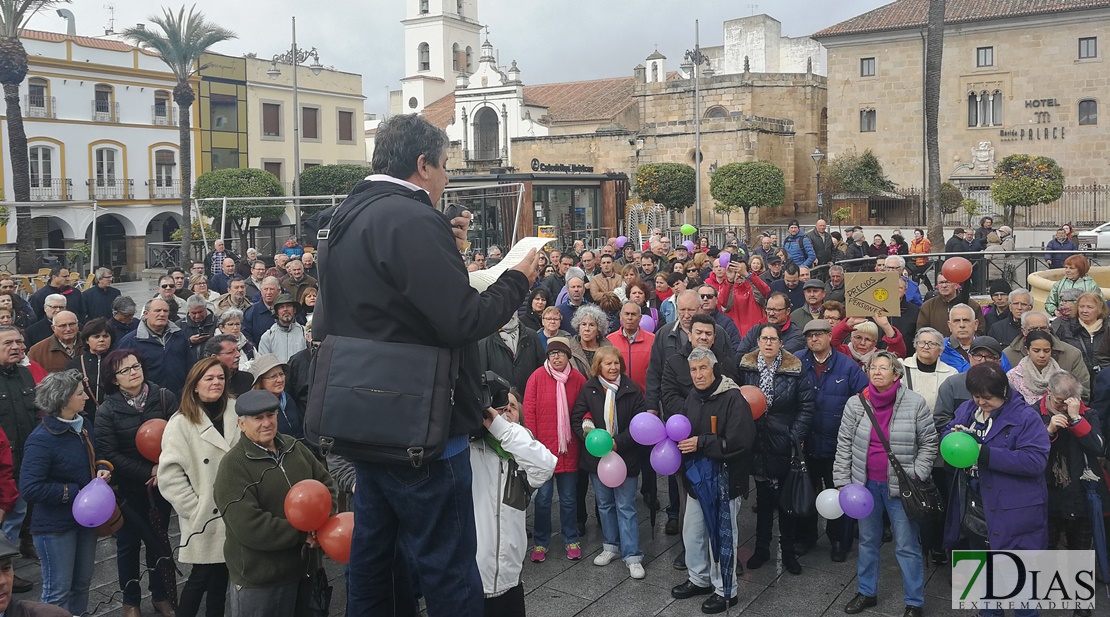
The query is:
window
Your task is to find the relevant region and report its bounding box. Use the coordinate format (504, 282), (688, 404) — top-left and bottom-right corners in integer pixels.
(153, 90), (170, 117)
(859, 109), (876, 132)
(154, 150), (176, 185)
(301, 107), (319, 140)
(418, 43), (430, 71)
(338, 110), (354, 142)
(466, 46), (473, 72)
(452, 43), (460, 71)
(29, 146), (51, 187)
(262, 102), (281, 137)
(991, 90), (1002, 126)
(967, 93), (979, 127)
(95, 148), (116, 184)
(977, 47), (993, 67)
(860, 57), (875, 77)
(473, 106), (500, 160)
(211, 148), (238, 170)
(210, 93), (238, 132)
(28, 78), (46, 109)
(94, 84), (113, 121)
(1080, 37), (1097, 59)
(704, 105), (728, 119)
(1079, 99), (1098, 125)
(419, 0), (428, 13)
(263, 161), (282, 179)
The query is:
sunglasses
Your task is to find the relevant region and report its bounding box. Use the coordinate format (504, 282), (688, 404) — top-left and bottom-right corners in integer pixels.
(160, 284), (175, 289)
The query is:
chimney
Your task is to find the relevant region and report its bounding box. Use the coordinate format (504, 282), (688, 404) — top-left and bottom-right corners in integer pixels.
(56, 8), (76, 36)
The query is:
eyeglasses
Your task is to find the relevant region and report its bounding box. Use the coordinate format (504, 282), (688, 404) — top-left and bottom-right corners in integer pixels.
(805, 331), (830, 339)
(263, 371), (285, 380)
(115, 364), (142, 376)
(699, 294), (716, 299)
(1010, 302), (1032, 308)
(758, 336), (780, 343)
(970, 353), (999, 361)
(223, 322), (241, 327)
(766, 307), (788, 314)
(915, 341), (942, 349)
(1025, 325), (1051, 332)
(160, 284), (175, 289)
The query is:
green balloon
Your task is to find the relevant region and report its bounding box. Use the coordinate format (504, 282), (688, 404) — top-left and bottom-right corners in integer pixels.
(680, 224), (697, 236)
(941, 431), (980, 468)
(585, 429), (614, 458)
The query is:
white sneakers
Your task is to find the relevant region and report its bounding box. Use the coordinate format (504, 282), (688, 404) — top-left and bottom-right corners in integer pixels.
(628, 563), (646, 579)
(593, 550), (619, 566)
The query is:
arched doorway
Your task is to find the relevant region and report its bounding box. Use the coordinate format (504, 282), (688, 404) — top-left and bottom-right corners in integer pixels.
(472, 107), (499, 161)
(86, 214), (128, 271)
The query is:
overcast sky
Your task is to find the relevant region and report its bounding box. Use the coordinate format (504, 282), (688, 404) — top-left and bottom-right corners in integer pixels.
(26, 0), (892, 114)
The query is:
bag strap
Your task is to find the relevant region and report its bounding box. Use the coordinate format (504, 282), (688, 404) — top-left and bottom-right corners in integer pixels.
(857, 394), (913, 486)
(80, 355), (99, 408)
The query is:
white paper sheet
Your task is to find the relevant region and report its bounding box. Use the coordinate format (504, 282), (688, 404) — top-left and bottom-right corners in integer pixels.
(468, 237), (555, 292)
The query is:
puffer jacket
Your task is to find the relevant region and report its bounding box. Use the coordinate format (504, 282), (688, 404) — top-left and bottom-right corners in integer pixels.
(833, 387), (938, 498)
(570, 375), (649, 477)
(737, 318), (806, 356)
(20, 415), (107, 534)
(1044, 275), (1104, 316)
(680, 376), (756, 499)
(1038, 398), (1108, 519)
(471, 415), (556, 598)
(258, 321), (308, 363)
(783, 232), (816, 267)
(796, 349), (868, 459)
(736, 350), (814, 479)
(94, 383), (178, 493)
(1055, 317), (1110, 375)
(478, 326), (546, 394)
(523, 365), (587, 474)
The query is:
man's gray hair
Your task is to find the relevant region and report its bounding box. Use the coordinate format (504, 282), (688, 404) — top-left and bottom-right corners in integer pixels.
(688, 347), (718, 366)
(144, 298), (169, 314)
(829, 265), (844, 275)
(95, 267), (112, 280)
(852, 231), (865, 242)
(566, 267), (585, 283)
(1060, 287), (1083, 302)
(1008, 288), (1032, 303)
(1021, 310), (1050, 328)
(866, 351), (905, 379)
(112, 295), (136, 316)
(261, 276), (281, 288)
(186, 295), (209, 310)
(1047, 371), (1080, 400)
(948, 303), (976, 321)
(884, 255), (905, 269)
(247, 247), (257, 255)
(571, 304), (609, 337)
(218, 308), (243, 326)
(35, 369), (84, 418)
(45, 293), (65, 306)
(914, 327), (943, 345)
(370, 114), (448, 179)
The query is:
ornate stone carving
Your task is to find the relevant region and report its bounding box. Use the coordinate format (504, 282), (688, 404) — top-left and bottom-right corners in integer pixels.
(973, 141), (995, 173)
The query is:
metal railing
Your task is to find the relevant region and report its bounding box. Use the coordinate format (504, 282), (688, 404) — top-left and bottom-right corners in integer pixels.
(29, 178), (71, 201)
(148, 179), (181, 200)
(92, 100), (120, 123)
(151, 104), (177, 126)
(24, 94), (54, 118)
(87, 179), (133, 200)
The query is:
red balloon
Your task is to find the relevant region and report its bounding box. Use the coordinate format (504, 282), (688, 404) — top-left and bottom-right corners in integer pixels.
(740, 385), (767, 420)
(136, 419), (167, 463)
(941, 257), (973, 284)
(284, 480), (333, 532)
(318, 512), (354, 564)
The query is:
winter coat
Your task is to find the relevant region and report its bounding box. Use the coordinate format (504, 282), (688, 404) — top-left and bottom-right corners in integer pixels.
(710, 310), (744, 357)
(909, 237), (931, 268)
(829, 319), (907, 365)
(768, 279), (805, 313)
(285, 345), (316, 415)
(570, 375), (648, 476)
(717, 274), (772, 338)
(214, 293), (251, 318)
(0, 364), (40, 474)
(796, 349), (869, 459)
(1056, 317), (1110, 375)
(736, 350), (814, 479)
(0, 426), (17, 514)
(566, 335), (611, 379)
(478, 326), (546, 395)
(65, 352), (108, 421)
(1037, 399), (1108, 519)
(934, 373), (970, 435)
(214, 434), (335, 588)
(471, 415), (556, 596)
(1002, 333), (1090, 401)
(19, 415), (107, 534)
(588, 272), (622, 303)
(988, 318), (1023, 351)
(178, 311), (218, 362)
(83, 284), (121, 321)
(806, 230), (834, 266)
(890, 299), (920, 346)
(523, 365), (586, 474)
(30, 284), (85, 323)
(645, 320), (734, 414)
(902, 356), (960, 417)
(844, 241), (871, 272)
(867, 242), (888, 259)
(258, 321), (308, 363)
(983, 306), (1011, 332)
(241, 302), (276, 347)
(280, 275), (318, 304)
(917, 295), (985, 338)
(118, 321), (192, 394)
(783, 232), (816, 267)
(27, 335), (79, 375)
(1045, 238), (1078, 269)
(738, 318), (806, 356)
(157, 400), (241, 564)
(834, 388), (938, 498)
(680, 376), (756, 499)
(661, 345), (739, 421)
(110, 316), (138, 338)
(94, 384), (178, 494)
(942, 394), (1050, 550)
(1044, 275), (1104, 316)
(606, 328), (654, 393)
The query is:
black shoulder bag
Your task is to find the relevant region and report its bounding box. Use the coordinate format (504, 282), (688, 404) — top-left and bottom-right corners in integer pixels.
(857, 394), (943, 522)
(779, 439), (815, 518)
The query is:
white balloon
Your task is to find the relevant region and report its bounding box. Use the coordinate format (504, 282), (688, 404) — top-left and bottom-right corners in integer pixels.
(816, 488), (844, 520)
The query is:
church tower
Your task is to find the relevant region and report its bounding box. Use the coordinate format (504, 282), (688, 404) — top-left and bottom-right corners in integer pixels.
(401, 0), (483, 114)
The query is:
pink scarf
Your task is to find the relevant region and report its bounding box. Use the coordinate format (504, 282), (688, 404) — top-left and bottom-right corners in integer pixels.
(545, 360), (573, 454)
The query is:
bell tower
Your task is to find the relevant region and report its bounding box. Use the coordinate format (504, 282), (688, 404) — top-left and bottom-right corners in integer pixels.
(401, 0), (483, 114)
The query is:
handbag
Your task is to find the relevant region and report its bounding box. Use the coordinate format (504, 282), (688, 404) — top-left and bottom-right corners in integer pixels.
(304, 566), (333, 617)
(778, 441), (815, 518)
(79, 425), (122, 537)
(502, 458), (534, 512)
(857, 394), (943, 522)
(959, 470), (989, 544)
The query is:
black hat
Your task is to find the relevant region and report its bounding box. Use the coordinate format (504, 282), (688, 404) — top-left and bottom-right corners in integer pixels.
(788, 219), (800, 227)
(989, 279), (1012, 296)
(234, 390), (281, 417)
(969, 336), (1004, 358)
(768, 255), (783, 265)
(953, 227), (966, 235)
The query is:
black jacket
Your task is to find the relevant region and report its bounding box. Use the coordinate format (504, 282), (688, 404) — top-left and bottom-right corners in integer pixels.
(736, 350), (814, 479)
(286, 344), (317, 415)
(178, 310), (218, 362)
(110, 316), (138, 338)
(0, 364), (37, 472)
(945, 235), (971, 255)
(94, 383), (178, 493)
(660, 344), (738, 419)
(1040, 405), (1108, 519)
(570, 375), (648, 476)
(24, 318), (53, 349)
(890, 299), (920, 348)
(313, 179), (530, 440)
(737, 319), (805, 356)
(477, 326), (545, 395)
(645, 320), (734, 414)
(65, 352), (108, 421)
(83, 285), (121, 321)
(844, 242), (870, 272)
(805, 230), (834, 266)
(680, 377), (756, 500)
(30, 284), (85, 322)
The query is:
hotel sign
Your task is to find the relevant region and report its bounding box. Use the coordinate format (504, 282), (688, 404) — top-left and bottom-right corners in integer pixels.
(999, 127), (1065, 142)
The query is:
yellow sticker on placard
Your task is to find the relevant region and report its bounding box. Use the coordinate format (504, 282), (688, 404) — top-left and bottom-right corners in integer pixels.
(873, 288), (889, 302)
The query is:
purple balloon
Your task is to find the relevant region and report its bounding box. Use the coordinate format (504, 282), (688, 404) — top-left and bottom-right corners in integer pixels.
(665, 414), (692, 442)
(719, 253), (731, 269)
(72, 478), (115, 528)
(639, 314), (656, 334)
(683, 240), (695, 252)
(615, 236), (628, 249)
(838, 484), (875, 520)
(651, 439), (682, 476)
(629, 412), (666, 446)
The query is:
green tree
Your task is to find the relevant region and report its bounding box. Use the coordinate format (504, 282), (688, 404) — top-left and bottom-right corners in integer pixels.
(124, 7), (236, 268)
(194, 168), (285, 254)
(634, 163), (695, 212)
(960, 198), (983, 225)
(990, 154), (1064, 225)
(0, 0), (70, 271)
(940, 181), (963, 214)
(825, 149), (896, 196)
(298, 164), (370, 214)
(709, 161), (785, 243)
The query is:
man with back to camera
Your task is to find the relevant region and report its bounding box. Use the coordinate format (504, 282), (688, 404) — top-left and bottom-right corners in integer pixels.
(312, 113), (539, 616)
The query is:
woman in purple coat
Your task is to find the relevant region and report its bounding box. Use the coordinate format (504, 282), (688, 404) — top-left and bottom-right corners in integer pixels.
(942, 363), (1050, 617)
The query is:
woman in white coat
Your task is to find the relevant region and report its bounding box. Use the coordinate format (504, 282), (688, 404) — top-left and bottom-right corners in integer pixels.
(471, 388), (557, 616)
(158, 357), (240, 617)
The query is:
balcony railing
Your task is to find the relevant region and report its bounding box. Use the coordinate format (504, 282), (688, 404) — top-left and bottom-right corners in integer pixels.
(87, 178), (133, 200)
(92, 100), (120, 123)
(152, 105), (177, 126)
(148, 179), (181, 199)
(29, 178), (71, 201)
(24, 94), (55, 119)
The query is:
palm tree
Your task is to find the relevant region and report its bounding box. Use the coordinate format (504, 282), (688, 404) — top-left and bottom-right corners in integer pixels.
(0, 1), (68, 272)
(924, 0), (946, 247)
(123, 6), (235, 268)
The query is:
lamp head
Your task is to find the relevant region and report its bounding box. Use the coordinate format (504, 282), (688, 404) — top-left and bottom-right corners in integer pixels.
(810, 147), (825, 166)
(267, 62), (281, 80)
(309, 58), (323, 76)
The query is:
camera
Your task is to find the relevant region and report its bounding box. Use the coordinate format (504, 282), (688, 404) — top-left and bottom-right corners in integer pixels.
(480, 371), (511, 410)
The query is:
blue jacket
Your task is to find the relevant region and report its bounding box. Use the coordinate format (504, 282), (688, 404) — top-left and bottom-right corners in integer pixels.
(118, 321), (192, 394)
(940, 337), (1012, 373)
(209, 272), (232, 295)
(557, 300), (592, 333)
(943, 393), (1050, 550)
(1044, 238), (1077, 269)
(783, 232), (816, 267)
(82, 285), (121, 321)
(796, 349), (868, 459)
(902, 276), (923, 307)
(242, 302), (276, 346)
(19, 415), (105, 534)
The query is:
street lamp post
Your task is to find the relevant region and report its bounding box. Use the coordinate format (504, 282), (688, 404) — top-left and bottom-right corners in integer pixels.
(811, 147), (825, 220)
(268, 16), (323, 241)
(683, 20), (712, 230)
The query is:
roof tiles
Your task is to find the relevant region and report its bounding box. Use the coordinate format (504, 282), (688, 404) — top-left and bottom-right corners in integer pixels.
(813, 0), (1110, 38)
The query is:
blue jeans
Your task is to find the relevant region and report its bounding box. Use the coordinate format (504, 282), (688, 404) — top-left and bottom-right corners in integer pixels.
(0, 495), (26, 544)
(590, 474), (642, 563)
(34, 526), (98, 615)
(858, 480), (925, 607)
(347, 453), (483, 617)
(684, 495), (741, 598)
(533, 471), (579, 548)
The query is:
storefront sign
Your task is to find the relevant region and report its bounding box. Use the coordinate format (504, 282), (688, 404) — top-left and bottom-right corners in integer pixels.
(998, 127), (1066, 142)
(530, 158), (594, 173)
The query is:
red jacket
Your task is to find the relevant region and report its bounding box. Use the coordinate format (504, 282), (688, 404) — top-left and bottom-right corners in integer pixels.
(0, 426), (18, 513)
(523, 366), (587, 474)
(717, 274), (771, 337)
(607, 328), (655, 394)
